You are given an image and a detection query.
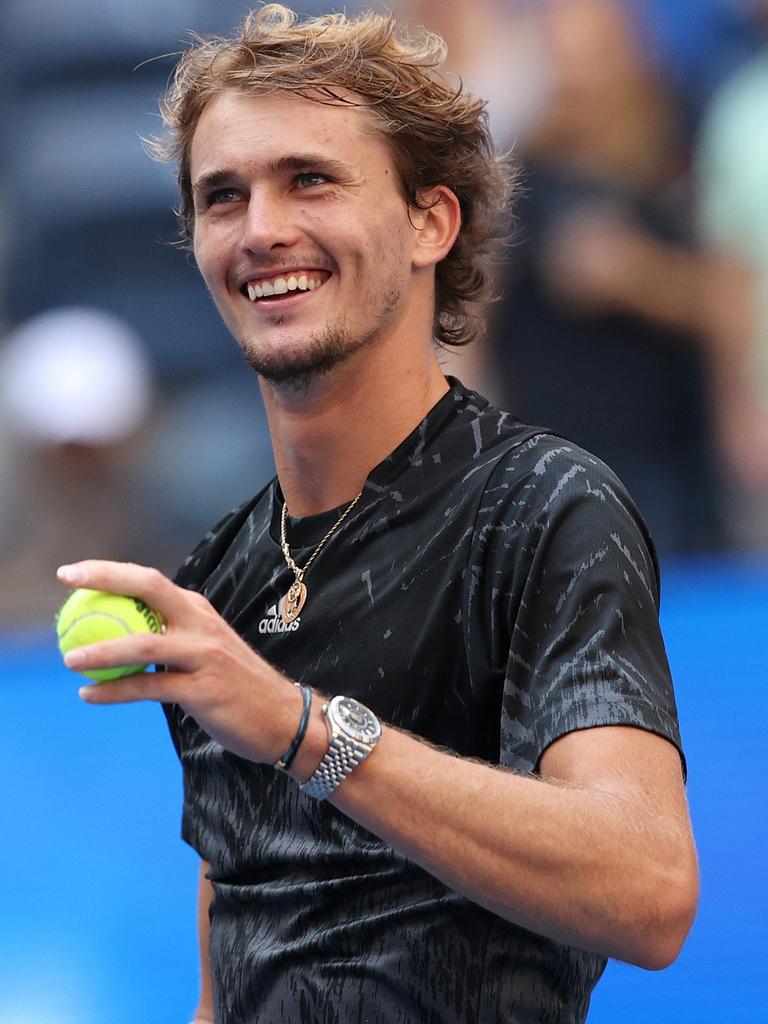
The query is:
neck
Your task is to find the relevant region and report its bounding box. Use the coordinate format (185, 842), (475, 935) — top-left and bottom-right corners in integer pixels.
(261, 339), (449, 518)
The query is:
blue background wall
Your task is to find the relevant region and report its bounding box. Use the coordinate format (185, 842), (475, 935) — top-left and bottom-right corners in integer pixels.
(1, 557), (766, 1023)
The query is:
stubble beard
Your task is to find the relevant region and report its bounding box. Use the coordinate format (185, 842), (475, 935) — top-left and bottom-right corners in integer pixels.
(238, 321), (365, 390)
(237, 286), (402, 391)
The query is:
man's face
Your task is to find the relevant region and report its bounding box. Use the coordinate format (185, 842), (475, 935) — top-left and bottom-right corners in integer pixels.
(190, 89), (420, 387)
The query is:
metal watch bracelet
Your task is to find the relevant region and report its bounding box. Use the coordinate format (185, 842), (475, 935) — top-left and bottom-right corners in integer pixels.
(301, 732), (374, 800)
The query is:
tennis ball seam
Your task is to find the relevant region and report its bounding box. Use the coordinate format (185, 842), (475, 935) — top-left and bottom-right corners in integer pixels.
(58, 610), (162, 645)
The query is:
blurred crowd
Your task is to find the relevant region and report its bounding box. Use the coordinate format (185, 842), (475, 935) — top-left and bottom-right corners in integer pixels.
(1, 0), (767, 627)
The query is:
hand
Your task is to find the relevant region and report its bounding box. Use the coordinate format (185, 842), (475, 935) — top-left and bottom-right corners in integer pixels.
(56, 560), (302, 765)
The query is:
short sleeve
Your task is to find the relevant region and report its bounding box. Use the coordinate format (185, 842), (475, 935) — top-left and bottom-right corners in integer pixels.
(470, 436), (683, 775)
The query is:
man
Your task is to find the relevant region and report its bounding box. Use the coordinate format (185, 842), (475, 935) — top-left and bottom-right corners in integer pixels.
(57, 6), (698, 1023)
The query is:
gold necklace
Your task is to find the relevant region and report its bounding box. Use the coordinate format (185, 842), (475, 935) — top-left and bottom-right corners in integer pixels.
(279, 489), (364, 624)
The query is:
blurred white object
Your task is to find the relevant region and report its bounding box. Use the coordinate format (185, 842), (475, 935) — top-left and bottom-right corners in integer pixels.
(0, 307), (152, 446)
(462, 9), (555, 146)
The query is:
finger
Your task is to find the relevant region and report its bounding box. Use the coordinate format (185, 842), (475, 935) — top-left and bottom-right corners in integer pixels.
(62, 633), (199, 676)
(78, 670), (186, 705)
(56, 560), (192, 622)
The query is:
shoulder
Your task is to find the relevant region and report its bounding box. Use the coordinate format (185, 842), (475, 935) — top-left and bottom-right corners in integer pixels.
(478, 419), (644, 529)
(472, 425), (660, 603)
(447, 385), (656, 573)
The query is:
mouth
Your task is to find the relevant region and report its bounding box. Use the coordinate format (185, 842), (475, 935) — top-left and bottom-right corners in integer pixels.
(239, 269), (331, 303)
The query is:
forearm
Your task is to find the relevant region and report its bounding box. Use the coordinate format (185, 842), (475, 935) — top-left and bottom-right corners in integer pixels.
(543, 211), (716, 337)
(290, 717), (697, 968)
(614, 236), (714, 336)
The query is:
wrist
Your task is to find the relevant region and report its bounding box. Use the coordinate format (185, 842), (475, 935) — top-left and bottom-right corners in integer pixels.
(274, 684), (312, 771)
(287, 698), (329, 783)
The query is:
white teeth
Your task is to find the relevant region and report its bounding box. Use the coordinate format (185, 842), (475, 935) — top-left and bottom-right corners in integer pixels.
(245, 273), (326, 300)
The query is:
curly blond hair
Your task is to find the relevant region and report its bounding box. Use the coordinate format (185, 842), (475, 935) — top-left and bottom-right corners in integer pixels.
(152, 4), (514, 346)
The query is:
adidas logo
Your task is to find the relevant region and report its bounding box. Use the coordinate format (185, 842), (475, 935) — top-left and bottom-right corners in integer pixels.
(258, 602), (301, 634)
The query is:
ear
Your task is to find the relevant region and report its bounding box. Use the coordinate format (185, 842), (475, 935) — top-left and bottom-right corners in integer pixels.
(410, 186), (462, 270)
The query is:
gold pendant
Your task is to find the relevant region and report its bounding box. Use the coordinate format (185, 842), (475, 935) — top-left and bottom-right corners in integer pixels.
(281, 580), (307, 623)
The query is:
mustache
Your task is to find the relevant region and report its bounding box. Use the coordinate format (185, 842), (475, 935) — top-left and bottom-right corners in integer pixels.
(231, 256), (335, 281)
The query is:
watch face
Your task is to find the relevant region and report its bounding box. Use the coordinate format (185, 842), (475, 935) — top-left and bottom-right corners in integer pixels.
(334, 696), (382, 744)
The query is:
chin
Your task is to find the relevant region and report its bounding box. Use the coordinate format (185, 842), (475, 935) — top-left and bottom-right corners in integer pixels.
(239, 325), (365, 388)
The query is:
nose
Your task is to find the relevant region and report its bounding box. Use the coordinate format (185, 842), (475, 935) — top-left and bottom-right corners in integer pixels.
(240, 187), (301, 254)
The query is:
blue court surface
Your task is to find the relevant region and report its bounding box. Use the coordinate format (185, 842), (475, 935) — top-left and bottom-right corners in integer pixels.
(1, 557), (765, 1024)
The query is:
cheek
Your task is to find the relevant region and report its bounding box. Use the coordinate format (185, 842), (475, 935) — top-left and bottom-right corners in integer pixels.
(193, 232), (226, 290)
(192, 231), (207, 274)
(369, 219), (415, 283)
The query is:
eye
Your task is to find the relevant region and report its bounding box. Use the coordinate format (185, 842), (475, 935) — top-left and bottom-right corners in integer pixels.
(295, 172), (329, 189)
(208, 187), (243, 206)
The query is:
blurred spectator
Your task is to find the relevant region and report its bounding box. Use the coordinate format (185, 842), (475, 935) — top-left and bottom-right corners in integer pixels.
(696, 0), (768, 547)
(419, 0), (727, 553)
(0, 308), (158, 625)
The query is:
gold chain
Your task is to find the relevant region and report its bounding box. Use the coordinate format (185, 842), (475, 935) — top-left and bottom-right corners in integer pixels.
(280, 489), (364, 583)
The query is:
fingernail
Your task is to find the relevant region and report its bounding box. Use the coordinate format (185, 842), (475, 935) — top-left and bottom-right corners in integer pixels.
(78, 686), (96, 701)
(64, 649), (86, 668)
(58, 565), (87, 584)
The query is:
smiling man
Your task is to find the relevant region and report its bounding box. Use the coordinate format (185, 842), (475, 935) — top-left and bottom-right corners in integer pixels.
(56, 6), (698, 1023)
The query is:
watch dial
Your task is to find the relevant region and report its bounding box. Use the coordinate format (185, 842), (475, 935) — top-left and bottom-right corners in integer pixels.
(337, 697), (381, 742)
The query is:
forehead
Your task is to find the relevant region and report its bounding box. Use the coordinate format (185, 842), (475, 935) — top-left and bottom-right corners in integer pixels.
(190, 89), (393, 180)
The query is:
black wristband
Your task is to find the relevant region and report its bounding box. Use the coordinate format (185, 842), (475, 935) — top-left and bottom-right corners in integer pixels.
(274, 684), (312, 772)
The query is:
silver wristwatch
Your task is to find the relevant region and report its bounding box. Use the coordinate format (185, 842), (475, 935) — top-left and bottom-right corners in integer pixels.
(301, 695), (382, 800)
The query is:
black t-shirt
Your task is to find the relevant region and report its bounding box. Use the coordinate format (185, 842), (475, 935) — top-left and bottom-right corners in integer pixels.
(165, 381), (682, 1024)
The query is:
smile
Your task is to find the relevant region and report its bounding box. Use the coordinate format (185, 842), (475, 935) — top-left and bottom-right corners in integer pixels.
(241, 270), (331, 301)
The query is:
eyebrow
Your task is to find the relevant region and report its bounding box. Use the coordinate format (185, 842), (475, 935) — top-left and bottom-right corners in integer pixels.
(192, 153), (353, 195)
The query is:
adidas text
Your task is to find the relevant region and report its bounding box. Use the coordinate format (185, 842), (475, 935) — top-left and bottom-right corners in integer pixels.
(258, 603), (300, 634)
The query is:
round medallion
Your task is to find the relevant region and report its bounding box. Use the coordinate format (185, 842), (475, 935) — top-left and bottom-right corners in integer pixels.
(281, 580), (307, 623)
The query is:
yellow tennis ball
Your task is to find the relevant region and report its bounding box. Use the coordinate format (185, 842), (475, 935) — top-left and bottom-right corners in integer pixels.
(56, 588), (164, 682)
